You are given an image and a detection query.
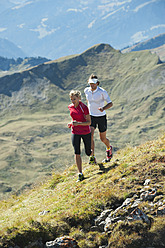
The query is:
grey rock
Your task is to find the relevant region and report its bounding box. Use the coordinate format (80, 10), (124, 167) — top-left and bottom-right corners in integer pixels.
(144, 179), (151, 185)
(45, 240), (57, 248)
(90, 225), (100, 232)
(39, 210), (50, 216)
(104, 216), (122, 232)
(140, 188), (157, 201)
(46, 236), (79, 248)
(95, 209), (113, 225)
(98, 221), (106, 232)
(127, 208), (150, 224)
(131, 199), (142, 208)
(157, 205), (165, 216)
(122, 198), (132, 207)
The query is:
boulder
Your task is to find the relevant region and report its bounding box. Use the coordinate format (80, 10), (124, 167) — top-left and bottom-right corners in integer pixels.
(46, 236), (79, 248)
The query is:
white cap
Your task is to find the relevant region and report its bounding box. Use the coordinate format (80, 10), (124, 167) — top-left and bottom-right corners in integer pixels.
(88, 78), (98, 84)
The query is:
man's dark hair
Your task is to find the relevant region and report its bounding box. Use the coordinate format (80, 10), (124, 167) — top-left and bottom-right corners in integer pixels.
(89, 74), (100, 85)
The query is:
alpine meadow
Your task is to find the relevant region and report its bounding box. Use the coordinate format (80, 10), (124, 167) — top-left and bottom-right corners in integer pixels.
(0, 43), (164, 200)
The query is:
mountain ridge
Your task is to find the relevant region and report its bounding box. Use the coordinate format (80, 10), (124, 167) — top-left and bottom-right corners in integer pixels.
(122, 33), (165, 51)
(0, 56), (50, 78)
(122, 33), (165, 62)
(0, 37), (26, 58)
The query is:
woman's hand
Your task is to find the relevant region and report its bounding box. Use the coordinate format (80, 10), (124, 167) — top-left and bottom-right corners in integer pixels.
(71, 115), (91, 127)
(67, 123), (72, 128)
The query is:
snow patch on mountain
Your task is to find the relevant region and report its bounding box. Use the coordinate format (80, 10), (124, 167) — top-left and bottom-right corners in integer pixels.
(98, 0), (132, 13)
(102, 7), (124, 20)
(151, 24), (165, 30)
(67, 8), (83, 13)
(133, 0), (159, 12)
(88, 20), (96, 29)
(131, 31), (149, 43)
(0, 28), (7, 32)
(17, 23), (25, 29)
(12, 1), (33, 10)
(30, 18), (60, 39)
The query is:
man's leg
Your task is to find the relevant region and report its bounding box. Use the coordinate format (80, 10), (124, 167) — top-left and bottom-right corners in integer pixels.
(99, 131), (110, 148)
(90, 126), (95, 156)
(89, 126), (97, 164)
(100, 131), (113, 162)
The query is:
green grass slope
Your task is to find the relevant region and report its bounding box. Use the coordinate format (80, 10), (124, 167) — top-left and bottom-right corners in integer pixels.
(0, 113), (72, 199)
(0, 43), (164, 199)
(0, 134), (164, 248)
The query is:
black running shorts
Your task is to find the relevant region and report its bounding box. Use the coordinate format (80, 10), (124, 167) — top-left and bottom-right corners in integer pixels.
(90, 115), (107, 133)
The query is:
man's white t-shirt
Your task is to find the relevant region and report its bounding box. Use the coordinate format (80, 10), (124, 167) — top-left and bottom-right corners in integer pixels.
(84, 86), (112, 117)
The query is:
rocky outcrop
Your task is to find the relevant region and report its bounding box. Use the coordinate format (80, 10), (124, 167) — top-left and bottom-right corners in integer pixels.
(91, 183), (165, 234)
(6, 180), (165, 248)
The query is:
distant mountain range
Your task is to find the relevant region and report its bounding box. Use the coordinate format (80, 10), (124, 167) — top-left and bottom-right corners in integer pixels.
(0, 55), (50, 77)
(0, 0), (164, 59)
(0, 38), (26, 58)
(122, 33), (165, 51)
(122, 33), (165, 62)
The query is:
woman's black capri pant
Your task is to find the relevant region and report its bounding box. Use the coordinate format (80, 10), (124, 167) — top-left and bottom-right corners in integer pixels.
(71, 133), (91, 156)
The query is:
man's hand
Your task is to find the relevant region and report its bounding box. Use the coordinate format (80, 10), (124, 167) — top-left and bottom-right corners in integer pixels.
(98, 102), (113, 112)
(98, 107), (104, 112)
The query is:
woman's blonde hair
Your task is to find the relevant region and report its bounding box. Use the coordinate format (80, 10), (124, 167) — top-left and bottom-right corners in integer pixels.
(69, 90), (81, 99)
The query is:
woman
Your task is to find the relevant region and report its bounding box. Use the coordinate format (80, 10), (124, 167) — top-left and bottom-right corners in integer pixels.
(68, 90), (92, 182)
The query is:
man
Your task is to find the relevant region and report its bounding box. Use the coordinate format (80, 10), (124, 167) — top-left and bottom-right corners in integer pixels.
(84, 74), (113, 163)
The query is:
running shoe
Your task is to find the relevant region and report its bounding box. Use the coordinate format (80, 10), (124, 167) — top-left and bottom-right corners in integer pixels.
(89, 155), (97, 164)
(77, 173), (85, 182)
(102, 146), (113, 163)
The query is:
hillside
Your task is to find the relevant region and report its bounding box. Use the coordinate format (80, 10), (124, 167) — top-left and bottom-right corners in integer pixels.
(151, 44), (165, 62)
(0, 134), (164, 247)
(0, 43), (164, 199)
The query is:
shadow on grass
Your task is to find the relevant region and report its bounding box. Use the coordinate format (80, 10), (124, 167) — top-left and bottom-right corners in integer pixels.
(97, 161), (119, 174)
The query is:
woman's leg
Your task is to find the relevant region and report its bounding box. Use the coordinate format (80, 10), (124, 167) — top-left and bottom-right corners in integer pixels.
(75, 154), (82, 173)
(82, 132), (92, 156)
(71, 134), (82, 173)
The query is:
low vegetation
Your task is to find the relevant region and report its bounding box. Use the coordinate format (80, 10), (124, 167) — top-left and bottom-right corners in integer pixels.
(0, 134), (164, 247)
(0, 43), (164, 203)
